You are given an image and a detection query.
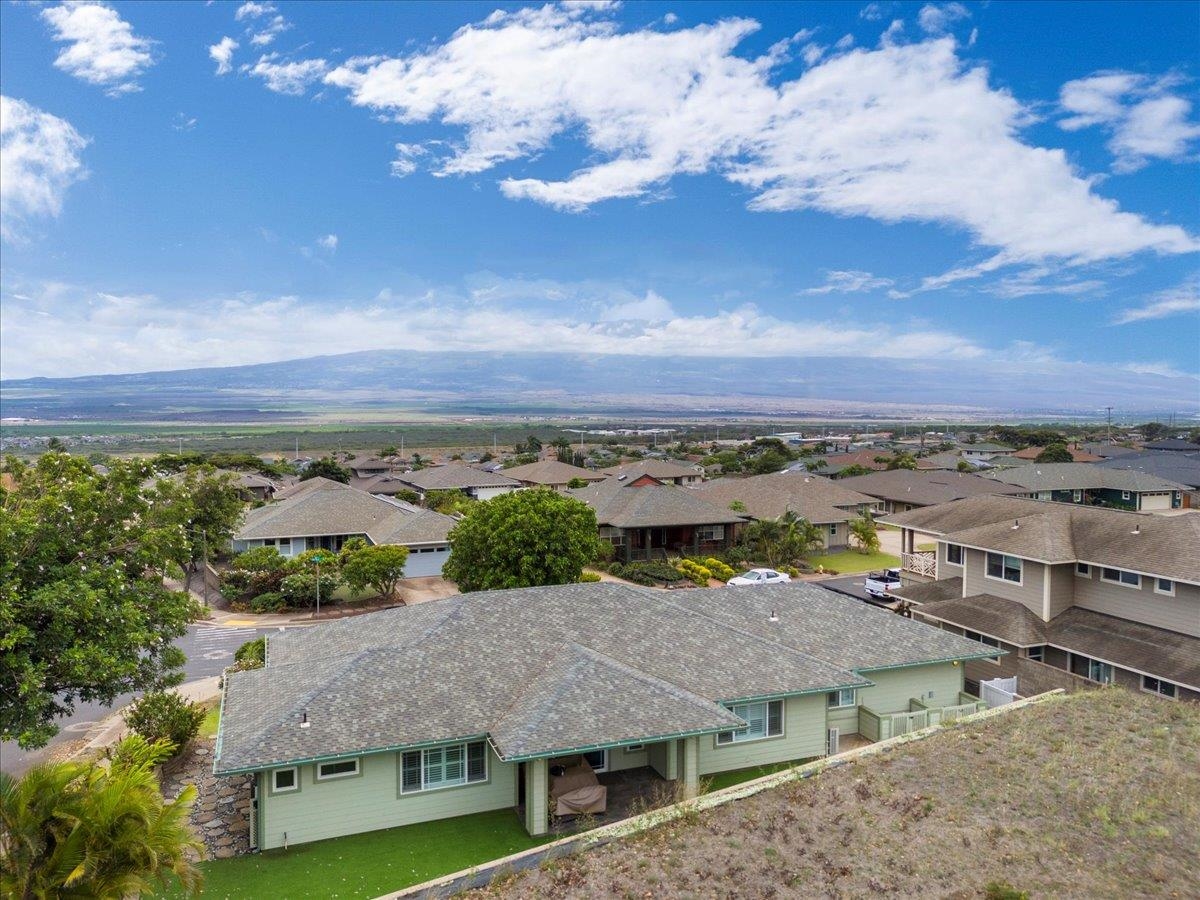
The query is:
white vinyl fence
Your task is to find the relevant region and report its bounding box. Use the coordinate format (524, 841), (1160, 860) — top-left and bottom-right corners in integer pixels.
(980, 676), (1018, 708)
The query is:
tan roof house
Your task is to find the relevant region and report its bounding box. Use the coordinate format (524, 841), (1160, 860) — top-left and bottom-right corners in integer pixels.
(502, 459), (607, 491)
(600, 459), (703, 485)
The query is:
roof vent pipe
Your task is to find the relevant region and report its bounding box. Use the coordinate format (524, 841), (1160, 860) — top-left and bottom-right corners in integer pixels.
(1011, 520), (1020, 530)
(768, 609), (779, 623)
(1132, 523), (1141, 535)
(300, 710), (310, 729)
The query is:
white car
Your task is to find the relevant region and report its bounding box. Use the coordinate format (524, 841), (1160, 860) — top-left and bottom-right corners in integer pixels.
(727, 568), (792, 586)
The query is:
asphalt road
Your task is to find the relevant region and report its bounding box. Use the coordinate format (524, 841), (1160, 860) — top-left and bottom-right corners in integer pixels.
(818, 574), (874, 602)
(1, 623), (279, 777)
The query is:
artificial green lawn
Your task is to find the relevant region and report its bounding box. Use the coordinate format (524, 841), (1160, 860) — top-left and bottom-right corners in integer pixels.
(703, 758), (815, 793)
(805, 549), (901, 575)
(198, 706), (220, 739)
(158, 809), (554, 899)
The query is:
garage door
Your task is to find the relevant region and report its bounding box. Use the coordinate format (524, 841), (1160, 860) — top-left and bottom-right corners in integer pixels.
(406, 545), (451, 577)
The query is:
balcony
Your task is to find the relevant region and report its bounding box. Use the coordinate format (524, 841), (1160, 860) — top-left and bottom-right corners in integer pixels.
(858, 693), (988, 742)
(900, 550), (937, 579)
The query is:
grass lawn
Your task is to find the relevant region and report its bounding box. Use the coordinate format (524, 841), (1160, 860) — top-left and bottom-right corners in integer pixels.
(805, 549), (900, 575)
(158, 810), (554, 899)
(198, 704), (220, 739)
(703, 758), (815, 793)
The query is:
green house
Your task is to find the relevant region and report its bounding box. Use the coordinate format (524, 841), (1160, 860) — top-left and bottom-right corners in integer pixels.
(214, 583), (995, 849)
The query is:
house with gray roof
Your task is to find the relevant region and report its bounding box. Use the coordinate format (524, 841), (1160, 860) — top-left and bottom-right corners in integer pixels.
(1095, 450), (1200, 494)
(882, 495), (1200, 703)
(214, 581), (996, 848)
(231, 477), (456, 576)
(983, 462), (1186, 512)
(600, 458), (704, 485)
(692, 472), (881, 550)
(570, 474), (747, 560)
(390, 463), (522, 500)
(501, 459), (607, 491)
(837, 469), (1023, 516)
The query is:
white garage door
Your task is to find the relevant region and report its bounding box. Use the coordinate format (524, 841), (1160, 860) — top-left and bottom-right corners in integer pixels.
(406, 544), (451, 577)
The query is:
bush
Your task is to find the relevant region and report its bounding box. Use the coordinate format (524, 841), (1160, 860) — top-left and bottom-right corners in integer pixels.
(592, 541), (616, 565)
(578, 571), (602, 583)
(781, 565), (802, 578)
(124, 691), (206, 758)
(675, 558), (713, 586)
(704, 557), (736, 581)
(280, 569), (343, 608)
(234, 636), (265, 667)
(725, 545), (752, 566)
(250, 591), (287, 613)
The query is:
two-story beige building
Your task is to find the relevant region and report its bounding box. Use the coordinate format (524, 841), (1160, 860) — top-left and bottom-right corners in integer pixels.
(883, 496), (1200, 702)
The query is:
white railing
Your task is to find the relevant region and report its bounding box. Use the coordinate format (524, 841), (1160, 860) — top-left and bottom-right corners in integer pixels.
(901, 551), (937, 578)
(980, 677), (1018, 708)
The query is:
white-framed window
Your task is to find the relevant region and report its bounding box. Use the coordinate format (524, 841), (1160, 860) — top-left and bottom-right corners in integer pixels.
(827, 688), (856, 709)
(829, 523), (838, 536)
(316, 758), (360, 781)
(1075, 562), (1091, 577)
(716, 699), (784, 745)
(1072, 490), (1082, 502)
(945, 543), (964, 566)
(964, 630), (1002, 664)
(1101, 567), (1140, 589)
(583, 749), (608, 772)
(1154, 578), (1175, 596)
(1086, 659), (1113, 684)
(1025, 645), (1045, 662)
(271, 767), (299, 793)
(1142, 676), (1177, 699)
(986, 553), (1022, 584)
(1121, 490), (1131, 500)
(623, 744), (645, 753)
(697, 525), (725, 542)
(401, 741), (487, 794)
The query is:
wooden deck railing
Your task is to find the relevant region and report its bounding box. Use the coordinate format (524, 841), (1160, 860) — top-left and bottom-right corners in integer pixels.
(860, 694), (988, 741)
(900, 550), (937, 578)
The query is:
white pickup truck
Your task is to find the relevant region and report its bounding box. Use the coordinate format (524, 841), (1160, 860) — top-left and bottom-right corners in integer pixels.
(864, 568), (903, 600)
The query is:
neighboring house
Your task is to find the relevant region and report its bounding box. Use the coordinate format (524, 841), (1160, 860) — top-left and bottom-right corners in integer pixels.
(692, 472), (881, 551)
(983, 463), (1186, 511)
(355, 474), (418, 498)
(348, 457), (395, 479)
(600, 459), (704, 485)
(214, 582), (997, 847)
(959, 442), (1017, 461)
(391, 463), (522, 501)
(1142, 438), (1200, 452)
(231, 471), (277, 502)
(1095, 450), (1200, 494)
(570, 475), (746, 560)
(502, 459), (607, 491)
(1010, 445), (1103, 463)
(1076, 442), (1142, 459)
(231, 477), (456, 576)
(837, 470), (1023, 515)
(882, 496), (1200, 702)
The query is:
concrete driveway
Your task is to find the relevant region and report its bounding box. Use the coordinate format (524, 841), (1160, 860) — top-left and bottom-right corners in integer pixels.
(401, 576), (461, 605)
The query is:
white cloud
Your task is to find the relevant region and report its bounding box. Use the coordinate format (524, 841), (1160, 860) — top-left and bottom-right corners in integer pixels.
(801, 43), (825, 66)
(246, 55), (329, 95)
(235, 1), (275, 20)
(1112, 277), (1200, 324)
(917, 3), (970, 35)
(320, 11), (1196, 277)
(800, 270), (893, 295)
(316, 233), (339, 251)
(0, 96), (89, 242)
(859, 4), (886, 21)
(172, 113), (198, 132)
(598, 289), (675, 321)
(234, 1), (290, 46)
(391, 142), (426, 177)
(209, 36), (239, 75)
(986, 268), (1106, 300)
(1060, 71), (1200, 172)
(40, 2), (155, 96)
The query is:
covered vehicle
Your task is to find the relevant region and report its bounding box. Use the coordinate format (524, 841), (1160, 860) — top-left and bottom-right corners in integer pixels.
(727, 568), (792, 586)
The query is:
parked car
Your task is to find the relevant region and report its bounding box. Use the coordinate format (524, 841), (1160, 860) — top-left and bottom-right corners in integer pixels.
(727, 568), (792, 586)
(864, 567), (902, 599)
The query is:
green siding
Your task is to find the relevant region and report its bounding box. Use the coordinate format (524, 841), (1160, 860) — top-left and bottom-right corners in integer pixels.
(697, 694), (825, 775)
(857, 662), (964, 714)
(648, 739), (677, 779)
(259, 745), (517, 850)
(606, 745), (650, 772)
(826, 703), (859, 736)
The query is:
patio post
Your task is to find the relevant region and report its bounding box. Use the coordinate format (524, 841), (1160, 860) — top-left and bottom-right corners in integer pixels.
(524, 758), (549, 836)
(681, 735), (699, 799)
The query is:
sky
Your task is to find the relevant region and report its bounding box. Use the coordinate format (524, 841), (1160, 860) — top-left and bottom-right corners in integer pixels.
(1, 0), (1198, 409)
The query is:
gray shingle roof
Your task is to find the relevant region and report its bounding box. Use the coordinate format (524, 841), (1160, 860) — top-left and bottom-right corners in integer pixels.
(216, 582), (993, 774)
(569, 478), (746, 528)
(234, 478), (453, 546)
(837, 470), (1023, 507)
(599, 459), (701, 480)
(501, 459), (606, 486)
(393, 464), (521, 491)
(882, 495), (1200, 584)
(692, 472), (880, 523)
(984, 462), (1185, 494)
(1095, 451), (1200, 489)
(892, 577), (964, 605)
(914, 594), (1048, 647)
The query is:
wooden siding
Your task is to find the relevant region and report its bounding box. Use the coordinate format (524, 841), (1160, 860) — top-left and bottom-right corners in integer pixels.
(857, 662), (965, 713)
(648, 740), (677, 780)
(1073, 570), (1200, 637)
(259, 746), (517, 850)
(961, 547), (1045, 616)
(697, 694), (825, 775)
(606, 745), (650, 772)
(826, 704), (859, 736)
(1045, 562), (1075, 620)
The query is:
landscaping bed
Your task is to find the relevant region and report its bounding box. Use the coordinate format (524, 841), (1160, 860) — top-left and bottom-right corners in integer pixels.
(470, 688), (1200, 898)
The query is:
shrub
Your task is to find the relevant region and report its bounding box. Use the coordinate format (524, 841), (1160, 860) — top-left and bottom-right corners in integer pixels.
(250, 591), (287, 613)
(578, 571), (602, 583)
(781, 565), (802, 578)
(234, 636), (265, 667)
(725, 545), (752, 566)
(592, 541), (616, 565)
(675, 558), (713, 586)
(124, 691), (206, 758)
(704, 557), (736, 581)
(279, 569), (343, 608)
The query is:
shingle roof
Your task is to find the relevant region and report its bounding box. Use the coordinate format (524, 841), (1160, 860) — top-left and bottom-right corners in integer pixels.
(234, 478), (453, 546)
(984, 462), (1185, 494)
(1095, 451), (1200, 489)
(837, 470), (1023, 507)
(882, 495), (1200, 584)
(599, 459), (701, 480)
(914, 594), (1048, 647)
(892, 576), (963, 605)
(393, 464), (521, 491)
(1011, 446), (1103, 462)
(570, 477), (746, 528)
(1142, 439), (1200, 452)
(502, 459), (606, 486)
(692, 472), (880, 523)
(216, 582), (993, 773)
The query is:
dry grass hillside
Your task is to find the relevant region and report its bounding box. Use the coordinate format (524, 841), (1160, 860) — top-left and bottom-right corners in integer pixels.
(476, 689), (1200, 899)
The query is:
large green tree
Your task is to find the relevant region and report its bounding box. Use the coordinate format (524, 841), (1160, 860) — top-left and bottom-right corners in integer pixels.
(1, 454), (202, 749)
(0, 734), (204, 898)
(153, 466), (244, 571)
(444, 489), (600, 592)
(299, 457), (351, 483)
(1035, 443), (1074, 463)
(341, 544), (410, 600)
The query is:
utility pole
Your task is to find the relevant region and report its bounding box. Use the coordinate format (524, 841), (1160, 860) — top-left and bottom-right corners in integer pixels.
(1105, 406), (1113, 445)
(201, 530), (209, 607)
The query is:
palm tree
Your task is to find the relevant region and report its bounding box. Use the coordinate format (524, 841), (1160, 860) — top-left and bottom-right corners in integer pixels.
(849, 514), (881, 554)
(1, 735), (204, 899)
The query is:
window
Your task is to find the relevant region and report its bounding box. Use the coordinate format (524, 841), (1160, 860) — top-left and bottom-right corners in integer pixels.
(1101, 567), (1140, 588)
(1075, 563), (1090, 577)
(1072, 490), (1082, 502)
(827, 689), (857, 709)
(1121, 490), (1131, 500)
(946, 544), (964, 566)
(986, 553), (1022, 584)
(697, 525), (725, 542)
(271, 767), (298, 793)
(1026, 645), (1045, 662)
(1087, 659), (1113, 684)
(623, 744), (645, 753)
(829, 523), (837, 536)
(583, 749), (608, 772)
(1142, 676), (1177, 699)
(400, 741), (487, 794)
(716, 699), (784, 745)
(316, 759), (359, 781)
(964, 630), (1001, 664)
(1154, 578), (1175, 596)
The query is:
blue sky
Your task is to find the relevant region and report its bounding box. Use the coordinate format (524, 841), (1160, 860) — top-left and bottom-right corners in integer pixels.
(1, 0), (1197, 408)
